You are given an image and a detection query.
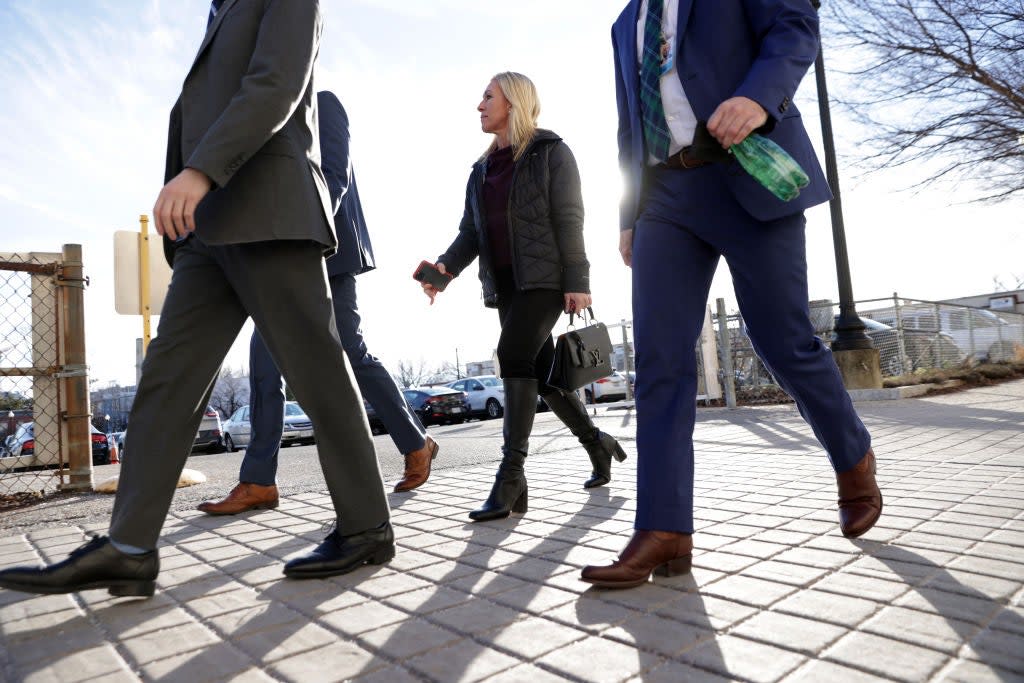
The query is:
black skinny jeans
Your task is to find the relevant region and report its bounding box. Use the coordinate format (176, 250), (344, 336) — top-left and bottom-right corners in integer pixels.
(494, 269), (565, 387)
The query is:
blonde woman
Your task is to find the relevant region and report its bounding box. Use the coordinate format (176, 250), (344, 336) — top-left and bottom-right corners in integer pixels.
(420, 72), (626, 521)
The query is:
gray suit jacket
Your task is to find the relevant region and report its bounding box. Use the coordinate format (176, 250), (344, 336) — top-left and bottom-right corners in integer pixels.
(163, 0), (334, 266)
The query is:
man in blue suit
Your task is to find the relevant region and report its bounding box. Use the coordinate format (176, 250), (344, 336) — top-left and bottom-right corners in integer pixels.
(198, 91), (439, 516)
(582, 0), (882, 588)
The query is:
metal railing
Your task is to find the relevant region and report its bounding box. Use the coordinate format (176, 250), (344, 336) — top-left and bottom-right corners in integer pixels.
(722, 295), (1024, 394)
(1, 245), (93, 505)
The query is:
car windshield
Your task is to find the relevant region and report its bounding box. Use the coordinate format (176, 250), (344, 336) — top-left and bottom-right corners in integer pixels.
(477, 377), (502, 387)
(284, 403), (306, 417)
(421, 387), (457, 395)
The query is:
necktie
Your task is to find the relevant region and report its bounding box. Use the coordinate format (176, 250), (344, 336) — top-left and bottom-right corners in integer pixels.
(640, 0), (672, 162)
(207, 0), (225, 28)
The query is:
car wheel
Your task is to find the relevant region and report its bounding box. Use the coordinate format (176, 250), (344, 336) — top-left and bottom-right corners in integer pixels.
(224, 434), (235, 452)
(485, 398), (503, 419)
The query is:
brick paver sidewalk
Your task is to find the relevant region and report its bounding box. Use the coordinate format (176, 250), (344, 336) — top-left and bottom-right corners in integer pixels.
(1, 381), (1022, 682)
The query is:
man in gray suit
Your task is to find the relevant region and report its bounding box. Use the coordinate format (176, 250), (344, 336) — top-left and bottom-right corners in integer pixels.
(197, 91), (440, 516)
(0, 0), (393, 598)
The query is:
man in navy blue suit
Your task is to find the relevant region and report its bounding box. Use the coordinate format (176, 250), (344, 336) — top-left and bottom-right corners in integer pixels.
(582, 0), (882, 588)
(198, 91), (439, 516)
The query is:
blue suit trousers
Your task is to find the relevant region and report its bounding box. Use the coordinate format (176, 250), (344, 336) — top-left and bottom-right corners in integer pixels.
(631, 166), (871, 534)
(240, 272), (426, 485)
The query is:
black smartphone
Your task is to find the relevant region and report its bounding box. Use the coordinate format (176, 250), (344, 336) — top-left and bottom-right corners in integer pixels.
(412, 260), (452, 291)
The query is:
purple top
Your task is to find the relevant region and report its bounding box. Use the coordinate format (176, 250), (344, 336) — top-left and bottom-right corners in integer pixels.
(483, 145), (515, 269)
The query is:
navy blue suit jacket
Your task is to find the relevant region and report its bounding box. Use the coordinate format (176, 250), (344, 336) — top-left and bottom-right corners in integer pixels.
(611, 0), (832, 229)
(318, 91), (376, 277)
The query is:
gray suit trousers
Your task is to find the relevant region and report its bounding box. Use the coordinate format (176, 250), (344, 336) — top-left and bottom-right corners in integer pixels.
(110, 237), (389, 548)
(240, 272), (427, 486)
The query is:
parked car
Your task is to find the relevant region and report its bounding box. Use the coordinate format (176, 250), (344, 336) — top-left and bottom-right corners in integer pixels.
(364, 400), (388, 436)
(280, 401), (315, 447)
(583, 371), (628, 404)
(833, 315), (962, 376)
(222, 401), (315, 450)
(0, 422), (108, 466)
(222, 405), (251, 452)
(191, 407), (224, 454)
(401, 387), (470, 426)
(446, 375), (505, 419)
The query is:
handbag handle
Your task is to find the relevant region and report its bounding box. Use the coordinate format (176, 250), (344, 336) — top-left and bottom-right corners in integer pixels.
(566, 306), (596, 329)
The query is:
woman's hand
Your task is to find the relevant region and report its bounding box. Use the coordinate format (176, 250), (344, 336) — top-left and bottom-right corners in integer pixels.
(421, 262), (447, 305)
(564, 292), (592, 315)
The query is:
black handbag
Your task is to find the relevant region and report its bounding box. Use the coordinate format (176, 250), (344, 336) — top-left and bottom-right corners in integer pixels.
(548, 307), (614, 391)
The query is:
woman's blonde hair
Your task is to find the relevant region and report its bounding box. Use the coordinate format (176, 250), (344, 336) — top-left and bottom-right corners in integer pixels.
(484, 71), (541, 162)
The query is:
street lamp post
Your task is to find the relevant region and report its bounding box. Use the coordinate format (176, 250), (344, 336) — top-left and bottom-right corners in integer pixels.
(810, 0), (882, 389)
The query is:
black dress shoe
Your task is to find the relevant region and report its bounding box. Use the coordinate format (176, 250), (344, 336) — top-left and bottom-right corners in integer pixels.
(283, 523), (395, 579)
(0, 535), (158, 598)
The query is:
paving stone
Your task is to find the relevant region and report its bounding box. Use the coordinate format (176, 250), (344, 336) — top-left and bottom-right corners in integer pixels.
(657, 593), (759, 631)
(741, 560), (828, 587)
(823, 631), (950, 682)
(92, 604), (195, 640)
(477, 616), (586, 659)
(633, 659), (734, 683)
(965, 626), (1024, 673)
(383, 585), (472, 615)
(319, 601), (409, 636)
(429, 599), (520, 635)
(700, 574), (796, 608)
(18, 644), (129, 682)
(406, 641), (520, 683)
(732, 610), (848, 654)
(347, 664), (422, 683)
(893, 586), (1001, 627)
(812, 571), (911, 604)
(781, 659), (892, 682)
(772, 589), (881, 627)
(939, 659), (1024, 683)
(538, 636), (654, 683)
(359, 618), (461, 660)
(603, 612), (715, 657)
(137, 641), (253, 682)
(489, 584), (577, 615)
(864, 605), (980, 654)
(119, 621), (221, 665)
(271, 641), (386, 682)
(681, 634), (807, 683)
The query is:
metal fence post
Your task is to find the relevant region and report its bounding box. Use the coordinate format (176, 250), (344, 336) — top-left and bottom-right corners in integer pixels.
(715, 298), (737, 409)
(893, 293), (908, 374)
(621, 319), (634, 401)
(60, 244), (92, 491)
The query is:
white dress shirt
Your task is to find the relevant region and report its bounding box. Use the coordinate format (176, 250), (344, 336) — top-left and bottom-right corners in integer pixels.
(636, 0), (698, 163)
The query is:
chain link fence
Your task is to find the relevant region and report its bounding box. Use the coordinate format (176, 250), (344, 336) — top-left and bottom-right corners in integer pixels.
(1, 248), (93, 507)
(720, 295), (1024, 393)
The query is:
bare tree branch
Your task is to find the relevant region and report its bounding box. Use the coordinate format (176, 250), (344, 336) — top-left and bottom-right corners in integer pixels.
(824, 0), (1024, 202)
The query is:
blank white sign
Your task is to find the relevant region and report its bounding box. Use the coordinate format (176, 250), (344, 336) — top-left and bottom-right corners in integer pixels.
(113, 231), (172, 315)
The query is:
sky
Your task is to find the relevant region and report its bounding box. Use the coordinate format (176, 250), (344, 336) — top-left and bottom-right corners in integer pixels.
(0, 0), (1020, 388)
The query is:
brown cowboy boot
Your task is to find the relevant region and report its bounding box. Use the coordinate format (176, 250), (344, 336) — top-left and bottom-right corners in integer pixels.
(581, 530), (693, 589)
(837, 449), (883, 538)
(393, 436), (439, 493)
(197, 482), (279, 515)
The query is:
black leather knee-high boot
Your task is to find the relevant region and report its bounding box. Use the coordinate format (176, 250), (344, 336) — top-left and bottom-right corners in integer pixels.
(541, 388), (627, 488)
(469, 378), (539, 521)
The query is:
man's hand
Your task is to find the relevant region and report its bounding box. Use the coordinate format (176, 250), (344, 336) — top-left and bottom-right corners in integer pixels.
(153, 168), (214, 240)
(707, 97), (768, 149)
(619, 229), (634, 268)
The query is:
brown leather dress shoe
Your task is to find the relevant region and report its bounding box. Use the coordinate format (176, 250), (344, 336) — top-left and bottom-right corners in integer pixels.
(197, 482), (279, 515)
(393, 436), (439, 493)
(581, 530), (693, 589)
(837, 449), (883, 538)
